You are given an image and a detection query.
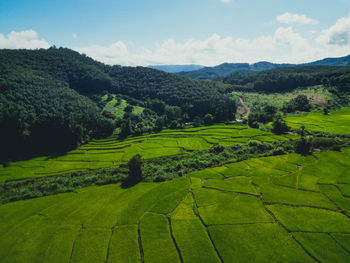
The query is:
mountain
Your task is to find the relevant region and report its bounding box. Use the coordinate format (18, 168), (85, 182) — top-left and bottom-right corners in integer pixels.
(177, 62), (294, 80)
(148, 64), (204, 73)
(175, 54), (350, 80)
(0, 48), (236, 161)
(307, 55), (350, 66)
(222, 65), (350, 93)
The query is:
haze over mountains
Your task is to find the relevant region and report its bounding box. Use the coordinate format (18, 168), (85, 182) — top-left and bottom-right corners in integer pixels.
(148, 64), (204, 73)
(148, 54), (350, 80)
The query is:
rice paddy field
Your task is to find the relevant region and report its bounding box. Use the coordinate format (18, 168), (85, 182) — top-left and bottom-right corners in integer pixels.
(1, 148), (349, 262)
(0, 125), (295, 183)
(1, 110), (350, 262)
(284, 108), (350, 135)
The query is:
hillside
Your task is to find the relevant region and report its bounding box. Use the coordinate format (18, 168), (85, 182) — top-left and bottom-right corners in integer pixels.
(177, 62), (294, 80)
(148, 64), (204, 73)
(0, 48), (236, 161)
(223, 65), (350, 93)
(175, 54), (350, 80)
(308, 55), (350, 66)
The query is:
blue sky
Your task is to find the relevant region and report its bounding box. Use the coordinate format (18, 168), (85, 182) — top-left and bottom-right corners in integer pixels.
(1, 0), (350, 65)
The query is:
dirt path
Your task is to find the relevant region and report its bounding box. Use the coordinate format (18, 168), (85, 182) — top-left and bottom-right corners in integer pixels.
(237, 97), (250, 118)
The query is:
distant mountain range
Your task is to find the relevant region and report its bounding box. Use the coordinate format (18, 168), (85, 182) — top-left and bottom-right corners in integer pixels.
(148, 64), (204, 73)
(150, 55), (350, 80)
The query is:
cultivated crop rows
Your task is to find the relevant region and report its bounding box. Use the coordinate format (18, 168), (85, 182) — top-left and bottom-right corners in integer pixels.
(1, 149), (349, 262)
(285, 108), (350, 135)
(0, 125), (295, 183)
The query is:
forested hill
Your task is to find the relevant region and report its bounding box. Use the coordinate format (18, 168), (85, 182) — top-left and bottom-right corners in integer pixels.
(177, 62), (294, 80)
(308, 54), (350, 66)
(148, 64), (204, 73)
(0, 48), (236, 161)
(176, 54), (350, 80)
(222, 65), (350, 93)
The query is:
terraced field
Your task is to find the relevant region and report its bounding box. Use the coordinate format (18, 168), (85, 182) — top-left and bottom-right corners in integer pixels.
(285, 108), (350, 135)
(102, 94), (144, 118)
(1, 149), (350, 262)
(0, 125), (295, 183)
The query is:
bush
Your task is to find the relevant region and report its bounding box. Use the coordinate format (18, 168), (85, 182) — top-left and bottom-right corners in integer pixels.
(272, 118), (289, 134)
(271, 147), (287, 156)
(127, 154), (143, 183)
(209, 144), (226, 153)
(295, 138), (313, 155)
(203, 114), (214, 125)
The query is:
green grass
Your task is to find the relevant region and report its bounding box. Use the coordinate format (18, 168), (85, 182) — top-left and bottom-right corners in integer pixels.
(70, 228), (111, 263)
(293, 232), (350, 262)
(210, 224), (314, 263)
(1, 150), (350, 262)
(284, 108), (350, 134)
(140, 212), (180, 263)
(108, 225), (140, 263)
(268, 205), (350, 232)
(0, 125), (296, 183)
(102, 94), (144, 118)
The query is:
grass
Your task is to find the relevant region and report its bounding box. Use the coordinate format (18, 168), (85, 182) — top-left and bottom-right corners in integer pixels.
(293, 232), (350, 262)
(284, 108), (350, 134)
(210, 224), (314, 263)
(1, 149), (350, 262)
(140, 212), (180, 263)
(0, 124), (296, 183)
(108, 225), (140, 263)
(102, 94), (144, 118)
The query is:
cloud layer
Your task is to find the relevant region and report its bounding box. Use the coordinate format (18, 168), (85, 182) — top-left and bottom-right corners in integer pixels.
(0, 30), (50, 49)
(2, 14), (350, 66)
(277, 12), (319, 25)
(319, 15), (350, 45)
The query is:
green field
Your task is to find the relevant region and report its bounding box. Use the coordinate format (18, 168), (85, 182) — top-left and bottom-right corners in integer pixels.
(1, 149), (350, 262)
(0, 125), (295, 183)
(284, 108), (350, 134)
(102, 94), (144, 118)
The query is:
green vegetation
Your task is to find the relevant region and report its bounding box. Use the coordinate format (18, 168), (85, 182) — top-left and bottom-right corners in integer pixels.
(0, 125), (296, 184)
(2, 48), (350, 262)
(1, 148), (350, 262)
(102, 94), (144, 118)
(0, 48), (239, 161)
(285, 108), (350, 134)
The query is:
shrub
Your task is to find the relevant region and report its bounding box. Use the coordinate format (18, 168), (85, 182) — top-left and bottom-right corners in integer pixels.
(295, 138), (313, 155)
(127, 154), (143, 183)
(209, 144), (226, 153)
(272, 118), (289, 134)
(271, 147), (287, 156)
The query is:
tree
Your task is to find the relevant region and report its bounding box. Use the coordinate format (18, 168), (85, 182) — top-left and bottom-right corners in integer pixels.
(272, 118), (289, 134)
(323, 107), (329, 115)
(124, 105), (133, 113)
(203, 113), (214, 125)
(119, 119), (132, 138)
(128, 154), (143, 183)
(296, 138), (313, 156)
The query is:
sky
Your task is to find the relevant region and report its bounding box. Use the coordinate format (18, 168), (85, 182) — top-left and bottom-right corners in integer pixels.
(1, 0), (350, 66)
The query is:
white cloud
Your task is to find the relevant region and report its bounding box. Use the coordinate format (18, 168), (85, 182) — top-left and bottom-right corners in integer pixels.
(73, 27), (325, 66)
(277, 12), (319, 25)
(73, 33), (78, 39)
(0, 30), (50, 49)
(4, 14), (350, 67)
(318, 14), (350, 45)
(220, 0), (232, 3)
